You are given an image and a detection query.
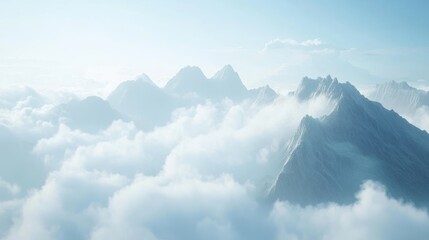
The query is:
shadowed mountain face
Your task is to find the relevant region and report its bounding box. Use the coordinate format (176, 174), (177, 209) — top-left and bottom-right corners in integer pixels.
(270, 77), (429, 207)
(248, 85), (278, 105)
(107, 74), (179, 130)
(367, 80), (429, 114)
(55, 96), (122, 133)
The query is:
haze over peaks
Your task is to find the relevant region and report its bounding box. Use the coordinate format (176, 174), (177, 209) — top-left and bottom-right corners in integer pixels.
(107, 65), (277, 129)
(164, 66), (208, 97)
(367, 80), (429, 114)
(107, 74), (177, 129)
(54, 96), (122, 133)
(163, 65), (251, 100)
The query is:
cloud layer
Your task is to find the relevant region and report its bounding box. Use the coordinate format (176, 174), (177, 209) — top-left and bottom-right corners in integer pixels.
(263, 38), (323, 51)
(0, 86), (428, 239)
(271, 181), (429, 240)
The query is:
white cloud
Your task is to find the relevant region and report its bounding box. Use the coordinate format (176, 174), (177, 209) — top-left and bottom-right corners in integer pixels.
(161, 96), (336, 187)
(0, 87), (45, 110)
(0, 86), (428, 240)
(0, 199), (22, 239)
(0, 178), (20, 196)
(270, 181), (429, 240)
(263, 38), (323, 51)
(90, 174), (262, 240)
(32, 96), (336, 185)
(6, 170), (428, 240)
(4, 169), (128, 240)
(0, 91), (338, 239)
(404, 106), (429, 132)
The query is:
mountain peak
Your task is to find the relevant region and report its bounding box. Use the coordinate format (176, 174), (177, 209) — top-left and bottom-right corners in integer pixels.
(222, 64), (234, 71)
(288, 115), (324, 150)
(81, 95), (105, 105)
(295, 76), (358, 102)
(397, 81), (412, 89)
(378, 80), (413, 91)
(272, 79), (429, 207)
(368, 80), (429, 114)
(135, 73), (157, 87)
(176, 65), (206, 79)
(211, 64), (238, 81)
(56, 96), (121, 133)
(209, 64), (248, 100)
(164, 66), (208, 96)
(251, 85), (278, 104)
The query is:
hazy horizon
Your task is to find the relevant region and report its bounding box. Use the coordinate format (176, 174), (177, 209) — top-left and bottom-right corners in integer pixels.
(1, 0), (429, 92)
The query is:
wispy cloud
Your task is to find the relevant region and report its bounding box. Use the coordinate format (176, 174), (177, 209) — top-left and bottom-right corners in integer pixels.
(263, 38), (323, 51)
(0, 178), (20, 195)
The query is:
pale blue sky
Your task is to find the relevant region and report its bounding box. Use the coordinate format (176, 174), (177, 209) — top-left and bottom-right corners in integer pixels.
(1, 0), (428, 91)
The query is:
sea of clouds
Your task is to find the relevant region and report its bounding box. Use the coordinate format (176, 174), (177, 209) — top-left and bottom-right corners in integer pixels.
(0, 86), (428, 240)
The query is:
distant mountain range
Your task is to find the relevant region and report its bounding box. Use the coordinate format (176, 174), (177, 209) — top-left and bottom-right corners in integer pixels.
(36, 65), (278, 132)
(5, 67), (429, 209)
(107, 73), (178, 129)
(367, 80), (429, 114)
(107, 65), (277, 130)
(164, 65), (249, 101)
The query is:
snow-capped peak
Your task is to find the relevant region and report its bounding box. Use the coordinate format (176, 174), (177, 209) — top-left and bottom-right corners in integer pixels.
(271, 78), (429, 207)
(378, 80), (414, 91)
(295, 76), (361, 103)
(171, 66), (207, 82)
(367, 80), (429, 114)
(163, 66), (208, 96)
(135, 73), (157, 87)
(211, 64), (237, 81)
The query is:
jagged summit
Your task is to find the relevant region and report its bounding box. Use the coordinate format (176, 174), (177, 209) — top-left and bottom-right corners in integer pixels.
(105, 65), (279, 129)
(249, 85), (278, 104)
(367, 80), (429, 114)
(378, 80), (413, 90)
(271, 78), (429, 207)
(173, 66), (207, 81)
(291, 115), (323, 143)
(108, 74), (167, 109)
(164, 66), (208, 96)
(209, 65), (248, 100)
(111, 74), (162, 96)
(295, 75), (360, 102)
(163, 65), (252, 101)
(211, 65), (238, 81)
(135, 73), (158, 87)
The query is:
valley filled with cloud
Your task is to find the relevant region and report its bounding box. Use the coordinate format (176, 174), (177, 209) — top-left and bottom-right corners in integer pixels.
(0, 67), (428, 240)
